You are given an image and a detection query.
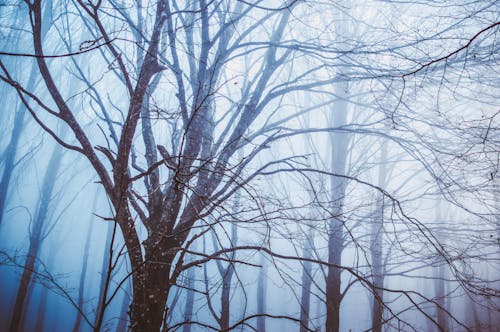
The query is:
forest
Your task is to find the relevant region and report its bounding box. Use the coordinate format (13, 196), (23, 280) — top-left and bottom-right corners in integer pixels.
(0, 0), (498, 331)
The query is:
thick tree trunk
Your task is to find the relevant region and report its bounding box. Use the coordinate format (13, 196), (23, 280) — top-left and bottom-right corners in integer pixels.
(128, 241), (175, 332)
(9, 143), (63, 332)
(129, 267), (171, 331)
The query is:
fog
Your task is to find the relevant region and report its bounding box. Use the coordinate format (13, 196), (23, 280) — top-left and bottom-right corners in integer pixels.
(0, 0), (498, 331)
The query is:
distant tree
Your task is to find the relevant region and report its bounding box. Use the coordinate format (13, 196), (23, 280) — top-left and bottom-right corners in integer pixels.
(9, 140), (64, 332)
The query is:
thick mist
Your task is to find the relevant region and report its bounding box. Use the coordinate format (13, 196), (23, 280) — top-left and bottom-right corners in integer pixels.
(0, 1), (498, 331)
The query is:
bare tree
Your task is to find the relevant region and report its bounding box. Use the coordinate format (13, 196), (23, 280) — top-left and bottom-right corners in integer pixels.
(9, 141), (64, 332)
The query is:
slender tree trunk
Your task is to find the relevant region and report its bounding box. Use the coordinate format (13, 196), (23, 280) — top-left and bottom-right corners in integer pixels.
(217, 161), (242, 331)
(220, 258), (235, 331)
(435, 261), (447, 331)
(370, 207), (384, 332)
(33, 242), (57, 332)
(93, 219), (114, 329)
(18, 274), (37, 331)
(220, 221), (237, 330)
(371, 140), (387, 332)
(0, 0), (51, 228)
(325, 80), (349, 332)
(0, 65), (37, 226)
(300, 228), (313, 332)
(72, 206), (96, 332)
(325, 218), (343, 332)
(257, 253), (267, 332)
(434, 201), (448, 332)
(182, 266), (195, 332)
(9, 143), (63, 332)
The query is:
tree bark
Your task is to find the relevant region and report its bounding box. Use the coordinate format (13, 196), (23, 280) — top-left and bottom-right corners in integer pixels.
(128, 238), (175, 332)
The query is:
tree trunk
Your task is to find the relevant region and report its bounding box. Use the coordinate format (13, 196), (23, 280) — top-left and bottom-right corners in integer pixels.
(325, 79), (349, 332)
(219, 221), (237, 330)
(34, 279), (49, 332)
(33, 241), (57, 332)
(128, 242), (175, 332)
(371, 140), (387, 332)
(0, 64), (37, 226)
(434, 201), (448, 332)
(72, 205), (95, 332)
(0, 0), (51, 228)
(129, 267), (171, 332)
(300, 228), (313, 332)
(220, 263), (234, 331)
(257, 253), (267, 332)
(370, 211), (384, 332)
(93, 219), (114, 329)
(9, 143), (63, 332)
(435, 262), (447, 331)
(325, 217), (343, 332)
(182, 266), (195, 332)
